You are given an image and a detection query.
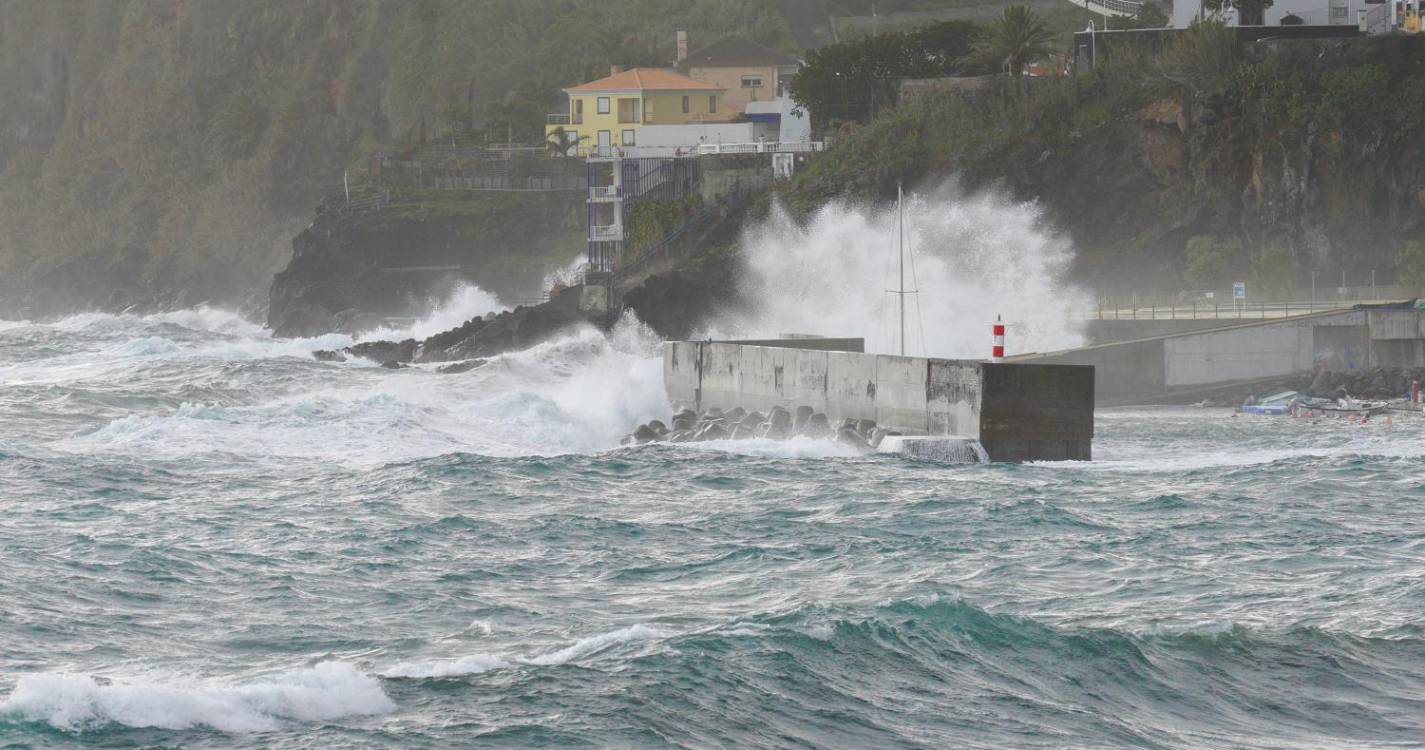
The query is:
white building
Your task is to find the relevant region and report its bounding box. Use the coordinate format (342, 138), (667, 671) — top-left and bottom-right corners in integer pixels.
(1171, 0), (1392, 31)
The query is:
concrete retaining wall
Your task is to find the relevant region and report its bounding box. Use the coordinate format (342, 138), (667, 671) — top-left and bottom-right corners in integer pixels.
(1018, 307), (1425, 402)
(664, 341), (1093, 461)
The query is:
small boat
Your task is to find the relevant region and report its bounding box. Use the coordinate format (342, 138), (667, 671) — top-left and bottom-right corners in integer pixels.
(1294, 398), (1391, 418)
(1238, 390), (1301, 416)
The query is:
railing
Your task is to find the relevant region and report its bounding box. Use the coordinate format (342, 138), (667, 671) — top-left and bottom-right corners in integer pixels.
(1067, 0), (1143, 17)
(591, 223), (623, 241)
(546, 114), (571, 125)
(589, 184), (620, 200)
(430, 175), (585, 191)
(695, 141), (825, 155)
(336, 187), (390, 215)
(1074, 298), (1413, 321)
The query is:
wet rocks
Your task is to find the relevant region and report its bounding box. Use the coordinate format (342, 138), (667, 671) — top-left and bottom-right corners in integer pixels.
(623, 405), (892, 454)
(436, 359), (486, 374)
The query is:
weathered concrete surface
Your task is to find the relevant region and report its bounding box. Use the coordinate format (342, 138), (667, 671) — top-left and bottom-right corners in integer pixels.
(980, 363), (1095, 462)
(1016, 307), (1425, 403)
(1087, 318), (1247, 345)
(718, 337), (866, 352)
(664, 341), (1094, 462)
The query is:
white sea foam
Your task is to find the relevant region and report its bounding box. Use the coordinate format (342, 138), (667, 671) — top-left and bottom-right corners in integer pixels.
(0, 661), (393, 733)
(541, 253), (588, 295)
(675, 436), (866, 460)
(380, 624), (668, 679)
(712, 184), (1088, 358)
(362, 283), (508, 342)
(53, 313), (668, 463)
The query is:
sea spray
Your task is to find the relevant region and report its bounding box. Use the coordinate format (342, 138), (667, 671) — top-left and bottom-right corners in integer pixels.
(6, 304), (1425, 747)
(715, 183), (1089, 357)
(50, 311), (667, 463)
(362, 283), (508, 342)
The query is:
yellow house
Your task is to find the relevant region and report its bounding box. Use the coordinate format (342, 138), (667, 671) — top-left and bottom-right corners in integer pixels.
(545, 67), (727, 156)
(682, 37), (801, 113)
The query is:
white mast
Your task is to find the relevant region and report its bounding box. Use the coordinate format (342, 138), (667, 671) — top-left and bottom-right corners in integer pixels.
(898, 182), (905, 356)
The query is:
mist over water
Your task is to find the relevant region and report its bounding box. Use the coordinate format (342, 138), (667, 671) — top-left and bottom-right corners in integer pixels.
(362, 283), (509, 342)
(5, 238), (1425, 748)
(716, 184), (1088, 357)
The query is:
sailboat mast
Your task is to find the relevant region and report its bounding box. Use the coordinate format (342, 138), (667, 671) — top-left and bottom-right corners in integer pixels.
(898, 183), (905, 357)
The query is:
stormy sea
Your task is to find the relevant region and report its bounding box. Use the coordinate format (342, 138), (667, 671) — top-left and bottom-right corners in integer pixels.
(3, 303), (1425, 750)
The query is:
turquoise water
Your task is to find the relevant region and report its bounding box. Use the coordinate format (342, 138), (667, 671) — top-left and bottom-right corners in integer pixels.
(4, 310), (1425, 749)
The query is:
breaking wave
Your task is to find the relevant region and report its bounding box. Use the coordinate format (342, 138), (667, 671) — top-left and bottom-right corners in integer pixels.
(381, 624), (668, 679)
(717, 183), (1089, 358)
(0, 661), (393, 733)
(46, 313), (668, 463)
(362, 283), (508, 342)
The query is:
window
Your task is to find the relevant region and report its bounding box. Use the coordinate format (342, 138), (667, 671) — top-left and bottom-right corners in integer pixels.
(740, 76), (763, 89)
(573, 99), (584, 124)
(621, 129), (636, 146)
(617, 98), (639, 124)
(597, 97), (610, 114)
(709, 95), (717, 113)
(681, 95), (690, 114)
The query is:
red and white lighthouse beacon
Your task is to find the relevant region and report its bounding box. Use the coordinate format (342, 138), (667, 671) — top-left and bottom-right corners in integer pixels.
(991, 315), (1005, 362)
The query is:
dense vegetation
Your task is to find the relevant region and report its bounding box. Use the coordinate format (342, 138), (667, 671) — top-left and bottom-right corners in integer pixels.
(786, 27), (1425, 295)
(0, 0), (799, 315)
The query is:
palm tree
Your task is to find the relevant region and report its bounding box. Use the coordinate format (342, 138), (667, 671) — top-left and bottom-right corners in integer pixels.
(978, 6), (1055, 77)
(545, 126), (588, 158)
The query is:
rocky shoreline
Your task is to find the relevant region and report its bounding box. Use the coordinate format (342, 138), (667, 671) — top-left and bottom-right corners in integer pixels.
(314, 295), (609, 370)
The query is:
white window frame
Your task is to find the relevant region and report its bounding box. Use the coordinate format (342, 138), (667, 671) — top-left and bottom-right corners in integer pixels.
(621, 129), (636, 146)
(597, 96), (610, 114)
(741, 76), (763, 89)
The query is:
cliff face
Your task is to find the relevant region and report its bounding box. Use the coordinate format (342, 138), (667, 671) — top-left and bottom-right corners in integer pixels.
(788, 34), (1425, 296)
(267, 190), (583, 337)
(0, 0), (794, 318)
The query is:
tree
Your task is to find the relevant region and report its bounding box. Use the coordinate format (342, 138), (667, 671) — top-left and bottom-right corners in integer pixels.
(545, 126), (588, 158)
(1183, 235), (1232, 285)
(1401, 240), (1425, 286)
(976, 6), (1055, 77)
(787, 21), (980, 126)
(1203, 0), (1274, 25)
(1137, 1), (1170, 27)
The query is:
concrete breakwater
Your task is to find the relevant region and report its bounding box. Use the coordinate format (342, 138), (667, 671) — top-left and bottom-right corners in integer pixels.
(658, 339), (1095, 462)
(623, 404), (893, 454)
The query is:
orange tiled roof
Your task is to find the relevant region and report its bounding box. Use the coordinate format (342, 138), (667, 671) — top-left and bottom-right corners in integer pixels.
(567, 68), (723, 93)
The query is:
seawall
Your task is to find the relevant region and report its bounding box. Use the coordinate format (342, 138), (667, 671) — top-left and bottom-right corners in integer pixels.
(1016, 306), (1425, 404)
(663, 341), (1094, 462)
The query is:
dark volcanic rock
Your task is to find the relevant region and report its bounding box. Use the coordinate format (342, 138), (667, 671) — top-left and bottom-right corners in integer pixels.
(267, 191), (583, 338)
(348, 339), (417, 364)
(436, 359), (486, 374)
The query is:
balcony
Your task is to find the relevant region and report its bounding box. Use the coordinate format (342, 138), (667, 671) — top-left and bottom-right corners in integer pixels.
(696, 140), (826, 155)
(589, 184), (620, 201)
(590, 223), (623, 241)
(546, 114), (571, 125)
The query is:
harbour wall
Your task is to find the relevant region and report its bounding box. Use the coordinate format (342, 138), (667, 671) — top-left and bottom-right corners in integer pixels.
(1017, 307), (1425, 403)
(663, 341), (1094, 461)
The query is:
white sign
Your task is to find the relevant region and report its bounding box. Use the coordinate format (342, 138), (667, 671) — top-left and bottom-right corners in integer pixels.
(1232, 282), (1246, 300)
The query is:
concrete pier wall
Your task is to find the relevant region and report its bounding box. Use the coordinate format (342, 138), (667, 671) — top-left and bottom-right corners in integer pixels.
(664, 341), (1094, 461)
(1016, 307), (1425, 403)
